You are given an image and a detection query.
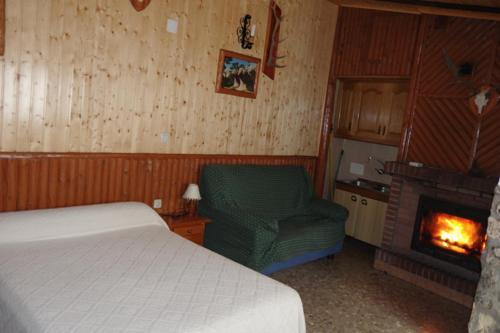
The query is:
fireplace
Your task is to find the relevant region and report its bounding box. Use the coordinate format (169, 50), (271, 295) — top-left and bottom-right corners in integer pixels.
(374, 162), (497, 307)
(411, 196), (489, 272)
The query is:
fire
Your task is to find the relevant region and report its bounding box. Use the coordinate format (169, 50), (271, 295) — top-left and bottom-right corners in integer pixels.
(427, 213), (485, 256)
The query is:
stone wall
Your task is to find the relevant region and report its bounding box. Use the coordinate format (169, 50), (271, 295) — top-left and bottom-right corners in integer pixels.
(469, 179), (500, 333)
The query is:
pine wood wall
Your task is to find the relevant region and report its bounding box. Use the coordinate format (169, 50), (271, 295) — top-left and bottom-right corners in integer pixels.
(0, 0), (338, 156)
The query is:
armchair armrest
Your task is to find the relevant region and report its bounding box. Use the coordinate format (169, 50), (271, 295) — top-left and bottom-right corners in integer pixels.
(309, 198), (349, 222)
(199, 205), (279, 269)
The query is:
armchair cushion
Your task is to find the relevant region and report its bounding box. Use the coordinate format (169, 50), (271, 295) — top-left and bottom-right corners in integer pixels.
(309, 198), (349, 221)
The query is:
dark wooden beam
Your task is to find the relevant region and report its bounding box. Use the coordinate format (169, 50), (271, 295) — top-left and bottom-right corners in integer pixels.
(330, 0), (500, 21)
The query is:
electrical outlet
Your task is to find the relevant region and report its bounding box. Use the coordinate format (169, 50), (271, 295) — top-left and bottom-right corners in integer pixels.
(350, 162), (365, 176)
(160, 132), (168, 144)
(153, 199), (162, 209)
(166, 18), (178, 33)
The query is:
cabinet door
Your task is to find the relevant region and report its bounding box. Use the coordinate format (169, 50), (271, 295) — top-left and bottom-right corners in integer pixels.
(334, 79), (408, 146)
(354, 197), (387, 247)
(352, 82), (385, 140)
(333, 8), (420, 76)
(380, 81), (409, 145)
(333, 189), (359, 236)
(335, 81), (356, 137)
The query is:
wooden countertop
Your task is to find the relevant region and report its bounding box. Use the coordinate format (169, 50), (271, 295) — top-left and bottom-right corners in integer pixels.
(335, 181), (390, 203)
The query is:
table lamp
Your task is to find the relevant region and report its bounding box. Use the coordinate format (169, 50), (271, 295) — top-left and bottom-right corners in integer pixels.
(183, 183), (201, 216)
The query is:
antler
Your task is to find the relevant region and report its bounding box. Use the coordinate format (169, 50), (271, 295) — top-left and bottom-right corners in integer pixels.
(266, 3), (286, 68)
(442, 48), (477, 95)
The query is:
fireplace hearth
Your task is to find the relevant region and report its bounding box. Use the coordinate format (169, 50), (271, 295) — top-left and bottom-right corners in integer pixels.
(411, 196), (488, 272)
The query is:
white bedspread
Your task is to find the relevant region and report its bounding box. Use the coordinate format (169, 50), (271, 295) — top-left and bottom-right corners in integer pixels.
(0, 204), (305, 333)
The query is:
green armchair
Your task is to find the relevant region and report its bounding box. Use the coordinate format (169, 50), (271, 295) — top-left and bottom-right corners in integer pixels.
(199, 164), (348, 273)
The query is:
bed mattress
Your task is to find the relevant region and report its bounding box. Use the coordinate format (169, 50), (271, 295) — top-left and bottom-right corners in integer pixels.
(0, 203), (305, 333)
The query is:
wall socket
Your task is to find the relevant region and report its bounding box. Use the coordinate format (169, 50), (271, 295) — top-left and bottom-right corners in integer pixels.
(153, 199), (162, 209)
(160, 132), (168, 144)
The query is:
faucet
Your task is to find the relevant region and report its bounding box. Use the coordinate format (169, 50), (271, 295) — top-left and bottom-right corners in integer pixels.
(368, 156), (385, 175)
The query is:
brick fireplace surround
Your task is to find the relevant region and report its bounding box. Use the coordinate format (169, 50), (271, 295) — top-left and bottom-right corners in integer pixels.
(374, 162), (497, 307)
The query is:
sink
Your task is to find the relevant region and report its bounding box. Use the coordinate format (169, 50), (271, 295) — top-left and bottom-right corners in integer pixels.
(352, 179), (371, 187)
(350, 178), (390, 194)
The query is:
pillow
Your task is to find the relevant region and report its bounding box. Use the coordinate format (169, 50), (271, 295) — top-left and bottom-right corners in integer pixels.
(0, 202), (167, 244)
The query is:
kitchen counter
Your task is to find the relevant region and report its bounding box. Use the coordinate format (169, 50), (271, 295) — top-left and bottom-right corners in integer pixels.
(335, 179), (390, 203)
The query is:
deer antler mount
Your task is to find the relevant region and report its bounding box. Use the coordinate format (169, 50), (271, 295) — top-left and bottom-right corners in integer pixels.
(263, 1), (285, 80)
(442, 48), (499, 117)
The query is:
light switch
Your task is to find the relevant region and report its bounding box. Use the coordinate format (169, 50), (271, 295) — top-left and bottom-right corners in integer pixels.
(153, 199), (162, 209)
(350, 162), (365, 176)
(166, 18), (178, 33)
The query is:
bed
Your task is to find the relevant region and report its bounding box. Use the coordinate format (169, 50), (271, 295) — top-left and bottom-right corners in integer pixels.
(0, 202), (305, 333)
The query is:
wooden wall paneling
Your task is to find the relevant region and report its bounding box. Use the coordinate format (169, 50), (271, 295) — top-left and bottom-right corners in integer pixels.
(0, 153), (317, 214)
(0, 0), (337, 157)
(0, 0), (4, 56)
(475, 105), (500, 175)
(417, 17), (497, 98)
(408, 97), (477, 172)
(6, 159), (17, 211)
(398, 15), (427, 161)
(474, 28), (500, 175)
(404, 16), (499, 174)
(333, 8), (420, 77)
(314, 5), (341, 196)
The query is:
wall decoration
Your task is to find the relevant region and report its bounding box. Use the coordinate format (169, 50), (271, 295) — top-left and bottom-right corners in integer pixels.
(443, 48), (499, 117)
(237, 14), (254, 49)
(129, 0), (151, 12)
(215, 49), (261, 99)
(263, 0), (284, 80)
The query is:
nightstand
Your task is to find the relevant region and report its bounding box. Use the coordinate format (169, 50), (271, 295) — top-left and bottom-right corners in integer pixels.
(161, 215), (211, 245)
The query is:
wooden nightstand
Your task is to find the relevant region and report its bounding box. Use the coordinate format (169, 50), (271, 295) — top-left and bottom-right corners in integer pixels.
(161, 215), (211, 245)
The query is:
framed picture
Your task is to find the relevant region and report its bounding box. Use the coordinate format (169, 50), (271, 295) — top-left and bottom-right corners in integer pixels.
(215, 49), (261, 99)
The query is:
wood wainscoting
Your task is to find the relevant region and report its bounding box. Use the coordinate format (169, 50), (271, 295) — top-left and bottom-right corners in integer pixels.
(0, 153), (316, 214)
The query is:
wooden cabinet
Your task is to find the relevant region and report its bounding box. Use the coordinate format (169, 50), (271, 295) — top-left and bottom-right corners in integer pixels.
(334, 189), (387, 247)
(335, 79), (408, 146)
(333, 8), (420, 77)
(334, 189), (359, 236)
(162, 215), (211, 245)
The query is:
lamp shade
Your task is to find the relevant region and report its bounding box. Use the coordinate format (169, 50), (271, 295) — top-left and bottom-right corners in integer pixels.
(182, 184), (201, 201)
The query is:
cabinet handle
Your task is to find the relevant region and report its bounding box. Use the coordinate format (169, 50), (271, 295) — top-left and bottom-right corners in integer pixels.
(383, 126), (386, 135)
(351, 195), (357, 202)
(378, 125), (381, 134)
(361, 199), (368, 206)
(348, 121), (351, 131)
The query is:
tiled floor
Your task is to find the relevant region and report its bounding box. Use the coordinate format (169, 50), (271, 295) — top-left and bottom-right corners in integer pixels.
(271, 238), (471, 333)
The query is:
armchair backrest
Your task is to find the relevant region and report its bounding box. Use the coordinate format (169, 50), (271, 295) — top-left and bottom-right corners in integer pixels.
(200, 164), (313, 213)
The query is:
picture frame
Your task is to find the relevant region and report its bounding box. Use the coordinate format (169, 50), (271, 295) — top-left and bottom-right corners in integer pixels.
(215, 49), (261, 99)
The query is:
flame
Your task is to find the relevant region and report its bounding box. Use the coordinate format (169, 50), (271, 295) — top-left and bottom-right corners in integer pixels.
(426, 213), (485, 256)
